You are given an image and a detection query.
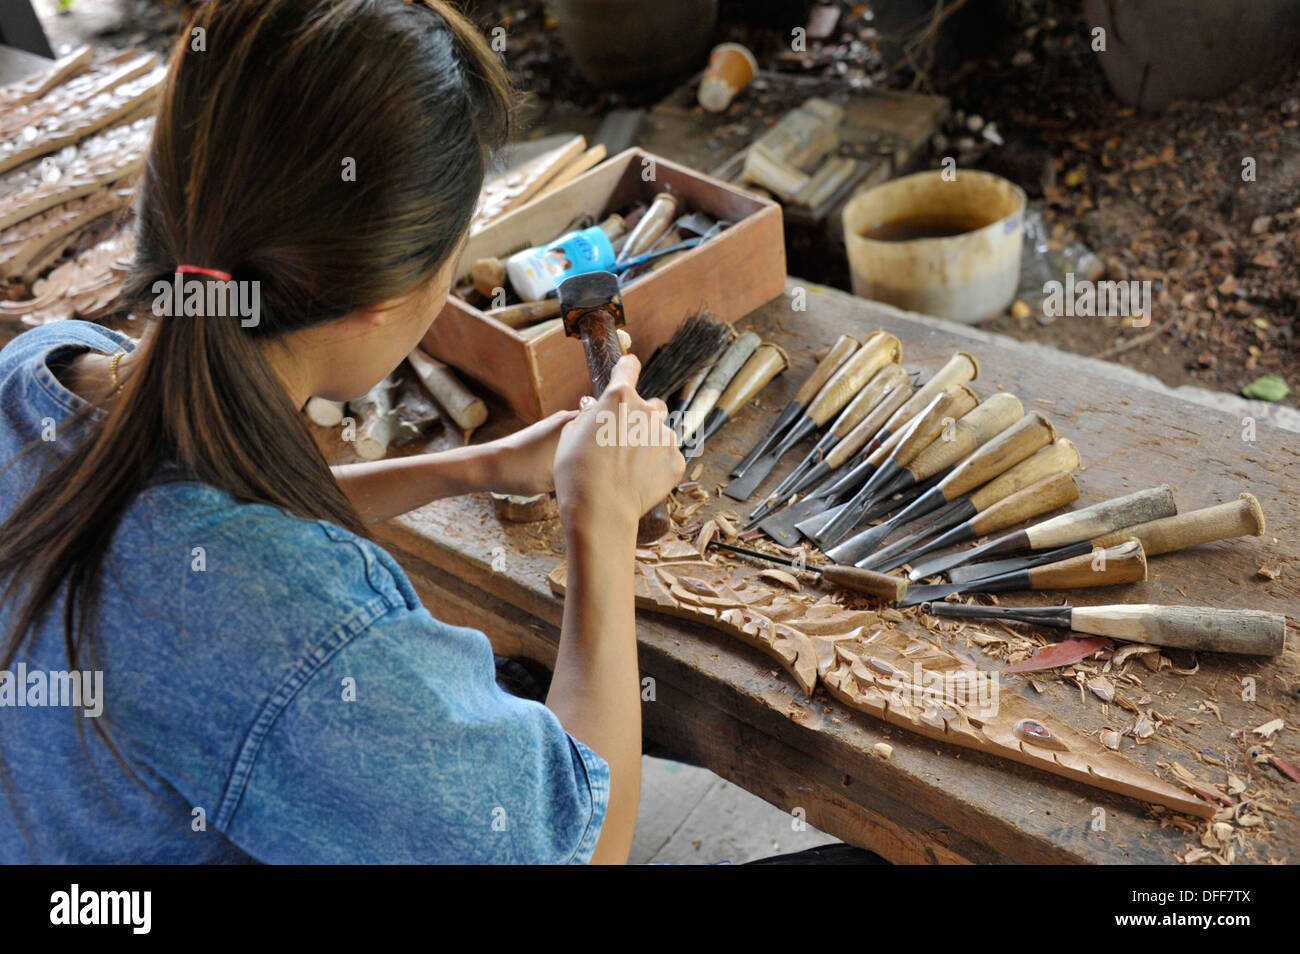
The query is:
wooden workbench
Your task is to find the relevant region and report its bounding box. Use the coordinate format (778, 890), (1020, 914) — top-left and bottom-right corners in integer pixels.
(375, 279), (1299, 864)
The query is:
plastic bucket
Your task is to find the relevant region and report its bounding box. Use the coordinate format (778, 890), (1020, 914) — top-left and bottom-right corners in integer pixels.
(843, 169), (1026, 324)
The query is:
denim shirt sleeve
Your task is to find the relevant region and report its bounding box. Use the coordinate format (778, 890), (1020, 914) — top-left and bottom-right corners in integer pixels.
(220, 600), (609, 864)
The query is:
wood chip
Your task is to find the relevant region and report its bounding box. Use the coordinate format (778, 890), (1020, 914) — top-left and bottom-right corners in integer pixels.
(1253, 718), (1284, 738)
(758, 568), (802, 591)
(873, 742), (893, 760)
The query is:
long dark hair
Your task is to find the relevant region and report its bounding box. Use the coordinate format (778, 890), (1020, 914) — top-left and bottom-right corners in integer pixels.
(0, 0), (510, 697)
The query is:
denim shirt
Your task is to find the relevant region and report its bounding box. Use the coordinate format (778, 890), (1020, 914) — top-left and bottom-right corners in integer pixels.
(0, 321), (607, 863)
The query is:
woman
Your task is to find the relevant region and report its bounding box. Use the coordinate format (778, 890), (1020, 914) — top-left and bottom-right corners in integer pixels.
(0, 0), (682, 864)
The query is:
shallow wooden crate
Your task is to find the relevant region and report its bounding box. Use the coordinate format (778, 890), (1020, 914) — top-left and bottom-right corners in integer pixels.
(421, 148), (787, 421)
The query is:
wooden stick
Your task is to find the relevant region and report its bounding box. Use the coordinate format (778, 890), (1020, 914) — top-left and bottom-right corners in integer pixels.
(407, 347), (488, 431)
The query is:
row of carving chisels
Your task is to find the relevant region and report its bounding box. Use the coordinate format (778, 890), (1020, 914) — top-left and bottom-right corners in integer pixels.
(718, 330), (1285, 657)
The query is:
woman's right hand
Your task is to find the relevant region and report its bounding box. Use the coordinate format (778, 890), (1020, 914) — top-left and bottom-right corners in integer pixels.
(553, 354), (685, 538)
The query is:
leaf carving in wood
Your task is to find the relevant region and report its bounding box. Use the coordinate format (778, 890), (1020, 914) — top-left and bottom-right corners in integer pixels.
(547, 541), (1217, 819)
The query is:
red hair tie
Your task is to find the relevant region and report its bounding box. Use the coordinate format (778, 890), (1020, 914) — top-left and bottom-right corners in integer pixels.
(177, 264), (233, 281)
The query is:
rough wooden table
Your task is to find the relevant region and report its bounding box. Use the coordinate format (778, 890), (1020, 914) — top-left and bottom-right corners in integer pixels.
(375, 279), (1299, 865)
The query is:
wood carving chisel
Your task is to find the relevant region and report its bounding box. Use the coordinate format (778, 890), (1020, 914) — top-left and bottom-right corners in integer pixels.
(899, 539), (1148, 608)
(690, 342), (789, 453)
(924, 601), (1288, 657)
(945, 493), (1266, 584)
(558, 270), (671, 543)
(866, 469), (1081, 575)
(906, 483), (1179, 581)
(678, 330), (761, 441)
(730, 333), (858, 478)
(861, 438), (1083, 571)
(723, 332), (900, 500)
(823, 412), (1058, 561)
(754, 362), (911, 513)
(744, 365), (913, 530)
(858, 392), (1025, 510)
(783, 353), (978, 527)
(809, 385), (979, 547)
(707, 541), (907, 602)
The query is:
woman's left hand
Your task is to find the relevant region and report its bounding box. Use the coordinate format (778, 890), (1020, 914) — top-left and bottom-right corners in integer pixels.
(486, 407), (582, 496)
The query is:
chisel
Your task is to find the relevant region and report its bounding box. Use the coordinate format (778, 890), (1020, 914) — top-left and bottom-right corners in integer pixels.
(730, 333), (858, 478)
(810, 385), (979, 547)
(746, 367), (915, 533)
(753, 362), (912, 514)
(945, 493), (1266, 584)
(860, 438), (1083, 570)
(859, 392), (1025, 509)
(864, 468), (1081, 574)
(809, 351), (978, 499)
(708, 541), (907, 602)
(906, 483), (1178, 581)
(724, 332), (900, 500)
(690, 343), (789, 452)
(924, 601), (1288, 657)
(679, 330), (761, 441)
(824, 412), (1058, 562)
(899, 538), (1148, 607)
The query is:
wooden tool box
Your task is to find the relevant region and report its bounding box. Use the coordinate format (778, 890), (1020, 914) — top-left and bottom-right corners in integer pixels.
(421, 147), (787, 421)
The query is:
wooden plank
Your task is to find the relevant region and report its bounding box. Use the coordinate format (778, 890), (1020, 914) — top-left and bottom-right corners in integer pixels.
(375, 278), (1299, 864)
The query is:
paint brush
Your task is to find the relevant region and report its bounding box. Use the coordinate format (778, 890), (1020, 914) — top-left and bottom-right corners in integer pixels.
(823, 412), (1058, 562)
(906, 483), (1178, 581)
(923, 601), (1287, 657)
(724, 332), (900, 500)
(944, 493), (1266, 584)
(899, 539), (1148, 608)
(637, 311), (734, 402)
(708, 541), (907, 602)
(730, 333), (858, 478)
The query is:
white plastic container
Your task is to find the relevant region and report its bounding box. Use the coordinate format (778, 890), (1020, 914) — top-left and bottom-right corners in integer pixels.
(843, 170), (1026, 324)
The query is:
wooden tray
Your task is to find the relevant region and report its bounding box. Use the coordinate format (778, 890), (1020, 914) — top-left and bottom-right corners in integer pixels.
(421, 147), (787, 421)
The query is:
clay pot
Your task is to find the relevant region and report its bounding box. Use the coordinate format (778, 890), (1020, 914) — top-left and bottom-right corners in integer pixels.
(547, 0), (718, 89)
(1083, 0), (1300, 111)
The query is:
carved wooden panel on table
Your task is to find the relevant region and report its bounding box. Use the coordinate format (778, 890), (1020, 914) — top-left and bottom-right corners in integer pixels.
(375, 280), (1298, 864)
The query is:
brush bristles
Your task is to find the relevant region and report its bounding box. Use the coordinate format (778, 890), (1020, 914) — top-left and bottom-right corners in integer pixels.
(638, 311), (732, 401)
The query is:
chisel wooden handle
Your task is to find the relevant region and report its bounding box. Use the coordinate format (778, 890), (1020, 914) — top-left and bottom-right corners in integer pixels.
(968, 471), (1080, 535)
(818, 565), (908, 602)
(714, 343), (790, 420)
(803, 332), (901, 425)
(887, 385), (978, 468)
(863, 385), (974, 471)
(1092, 493), (1266, 555)
(1028, 539), (1147, 589)
(827, 363), (910, 439)
(879, 352), (978, 437)
(681, 331), (761, 437)
(967, 438), (1081, 512)
(825, 382), (913, 468)
(408, 348), (489, 430)
(487, 298), (561, 329)
(1070, 604), (1287, 656)
(939, 412), (1056, 500)
(905, 392), (1023, 481)
(1026, 484), (1176, 550)
(794, 334), (859, 405)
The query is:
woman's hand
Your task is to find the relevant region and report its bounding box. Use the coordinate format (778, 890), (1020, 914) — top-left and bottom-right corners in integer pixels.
(553, 355), (685, 538)
(484, 408), (581, 497)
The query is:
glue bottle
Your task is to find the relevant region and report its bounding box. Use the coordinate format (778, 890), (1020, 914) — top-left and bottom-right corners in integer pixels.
(506, 214), (625, 302)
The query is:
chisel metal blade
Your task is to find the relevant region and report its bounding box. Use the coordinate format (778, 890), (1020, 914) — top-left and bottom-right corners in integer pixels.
(945, 541), (1093, 584)
(730, 402), (802, 477)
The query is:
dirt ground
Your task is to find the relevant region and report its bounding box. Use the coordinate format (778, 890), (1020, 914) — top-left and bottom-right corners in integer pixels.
(32, 0), (1300, 407)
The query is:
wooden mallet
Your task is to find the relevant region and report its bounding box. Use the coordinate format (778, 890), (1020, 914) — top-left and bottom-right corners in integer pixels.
(558, 270), (673, 545)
